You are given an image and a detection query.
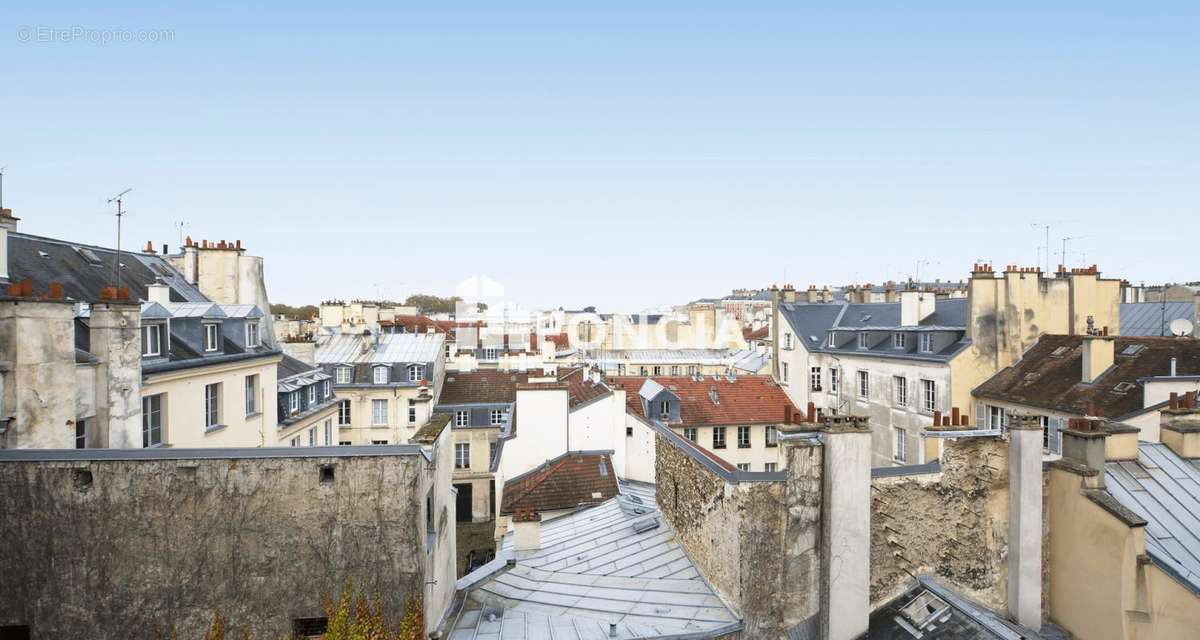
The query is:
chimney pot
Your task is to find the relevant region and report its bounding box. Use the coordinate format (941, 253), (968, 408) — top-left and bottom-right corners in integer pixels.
(807, 401), (816, 423)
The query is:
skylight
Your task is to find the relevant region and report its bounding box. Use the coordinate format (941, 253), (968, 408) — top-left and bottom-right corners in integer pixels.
(1050, 346), (1070, 357)
(1120, 344), (1145, 356)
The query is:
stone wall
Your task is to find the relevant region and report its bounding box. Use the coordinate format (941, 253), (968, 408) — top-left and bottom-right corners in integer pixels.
(869, 437), (1010, 610)
(655, 432), (823, 638)
(0, 452), (429, 639)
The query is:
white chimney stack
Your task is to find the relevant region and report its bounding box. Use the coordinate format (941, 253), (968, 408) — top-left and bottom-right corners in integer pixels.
(0, 226), (8, 281)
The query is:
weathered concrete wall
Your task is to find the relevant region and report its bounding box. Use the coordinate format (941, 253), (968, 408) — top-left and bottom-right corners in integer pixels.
(0, 452), (430, 639)
(0, 300), (77, 449)
(655, 432), (823, 638)
(869, 437), (1012, 610)
(89, 302), (142, 448)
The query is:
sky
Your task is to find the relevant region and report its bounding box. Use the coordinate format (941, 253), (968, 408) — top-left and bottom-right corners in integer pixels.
(3, 2), (1198, 312)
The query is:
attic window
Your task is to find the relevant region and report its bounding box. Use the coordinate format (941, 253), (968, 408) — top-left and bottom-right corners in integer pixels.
(1112, 381), (1137, 394)
(37, 250), (50, 258)
(1120, 344), (1146, 357)
(860, 314), (872, 322)
(74, 246), (101, 264)
(1050, 346), (1070, 357)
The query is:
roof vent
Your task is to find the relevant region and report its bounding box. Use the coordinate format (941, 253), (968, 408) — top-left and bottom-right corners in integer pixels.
(898, 590), (951, 631)
(709, 386), (720, 405)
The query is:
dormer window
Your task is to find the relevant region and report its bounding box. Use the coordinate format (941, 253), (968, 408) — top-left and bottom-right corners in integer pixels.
(892, 333), (906, 349)
(246, 321), (260, 347)
(307, 385), (316, 404)
(407, 364), (425, 382)
(141, 324), (162, 357)
(483, 347), (498, 360)
(335, 366), (352, 384)
(659, 400), (671, 419)
(828, 331), (838, 347)
(289, 392), (299, 413)
(857, 332), (869, 349)
(204, 323), (219, 352)
(373, 366), (389, 384)
(919, 333), (934, 353)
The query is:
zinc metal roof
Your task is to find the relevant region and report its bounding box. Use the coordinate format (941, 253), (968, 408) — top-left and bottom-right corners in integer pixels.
(222, 303), (264, 319)
(314, 332), (445, 364)
(1105, 443), (1200, 595)
(451, 495), (739, 639)
(1120, 302), (1194, 337)
(165, 302), (227, 318)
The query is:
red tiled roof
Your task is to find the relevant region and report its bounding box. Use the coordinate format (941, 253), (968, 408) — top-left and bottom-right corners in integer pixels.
(439, 367), (610, 407)
(743, 325), (769, 341)
(558, 367), (613, 408)
(500, 452), (619, 515)
(610, 375), (791, 426)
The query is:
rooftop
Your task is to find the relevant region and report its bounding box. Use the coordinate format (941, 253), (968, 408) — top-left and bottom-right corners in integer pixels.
(439, 367), (612, 409)
(778, 298), (971, 362)
(1104, 442), (1200, 596)
(973, 335), (1200, 419)
(500, 451), (620, 515)
(315, 331), (445, 364)
(612, 374), (793, 427)
(452, 493), (740, 639)
(1120, 301), (1195, 337)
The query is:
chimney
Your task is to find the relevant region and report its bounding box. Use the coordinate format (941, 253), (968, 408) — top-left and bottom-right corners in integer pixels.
(819, 415), (871, 640)
(820, 287), (832, 303)
(1160, 399), (1200, 459)
(512, 509), (542, 551)
(900, 290), (936, 326)
(182, 237), (199, 285)
(1007, 415), (1043, 630)
(1060, 418), (1110, 485)
(805, 285), (819, 304)
(1170, 356), (1178, 377)
(781, 284), (797, 304)
(1081, 336), (1115, 383)
(0, 207), (19, 232)
(146, 281), (171, 305)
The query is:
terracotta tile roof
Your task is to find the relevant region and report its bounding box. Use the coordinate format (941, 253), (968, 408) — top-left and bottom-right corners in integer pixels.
(609, 374), (792, 426)
(380, 314), (483, 340)
(500, 451), (619, 515)
(743, 325), (769, 341)
(558, 367), (613, 408)
(973, 335), (1200, 418)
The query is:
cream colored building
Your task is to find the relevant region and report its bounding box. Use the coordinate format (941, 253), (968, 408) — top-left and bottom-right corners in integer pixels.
(315, 331), (445, 445)
(275, 354), (339, 447)
(317, 299), (418, 332)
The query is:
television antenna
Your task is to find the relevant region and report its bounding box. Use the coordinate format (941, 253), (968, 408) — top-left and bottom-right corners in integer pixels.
(0, 166), (6, 210)
(1031, 221), (1068, 273)
(175, 220), (187, 250)
(1060, 235), (1089, 269)
(107, 188), (132, 289)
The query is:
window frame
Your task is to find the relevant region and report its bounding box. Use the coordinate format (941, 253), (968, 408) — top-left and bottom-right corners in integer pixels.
(658, 400), (671, 419)
(335, 366), (352, 384)
(894, 376), (907, 407)
(373, 366), (389, 385)
(324, 419), (333, 446)
(307, 384), (316, 405)
(684, 427), (697, 442)
(892, 332), (906, 349)
(371, 399), (388, 426)
(781, 361), (789, 383)
(810, 366), (822, 392)
(712, 426), (727, 449)
(489, 409), (504, 426)
(337, 399), (351, 426)
(765, 425), (778, 447)
(204, 383), (221, 427)
(455, 410), (469, 427)
(921, 379), (936, 413)
(919, 333), (934, 353)
(455, 442), (470, 469)
(893, 426), (907, 463)
(857, 332), (870, 350)
(407, 364), (425, 383)
(245, 375), (258, 416)
(142, 394), (163, 447)
(764, 462), (777, 472)
(829, 368), (839, 393)
(737, 425), (751, 449)
(142, 324), (162, 357)
(203, 323), (219, 352)
(246, 321), (260, 347)
(856, 370), (869, 400)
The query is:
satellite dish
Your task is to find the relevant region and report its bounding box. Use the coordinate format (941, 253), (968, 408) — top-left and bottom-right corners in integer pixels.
(1170, 318), (1194, 337)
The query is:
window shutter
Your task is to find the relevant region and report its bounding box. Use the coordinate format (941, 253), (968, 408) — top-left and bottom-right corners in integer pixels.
(976, 402), (986, 427)
(1049, 417), (1063, 454)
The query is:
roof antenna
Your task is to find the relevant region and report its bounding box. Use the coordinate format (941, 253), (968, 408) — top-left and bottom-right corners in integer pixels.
(0, 166), (6, 210)
(175, 220), (187, 251)
(107, 188), (132, 289)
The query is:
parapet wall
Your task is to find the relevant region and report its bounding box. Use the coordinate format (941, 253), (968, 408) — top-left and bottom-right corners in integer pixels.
(0, 450), (429, 639)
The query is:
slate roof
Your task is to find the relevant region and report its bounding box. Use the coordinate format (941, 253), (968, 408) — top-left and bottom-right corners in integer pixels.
(1120, 302), (1195, 337)
(612, 375), (793, 426)
(500, 451), (620, 515)
(973, 335), (1200, 419)
(778, 298), (970, 362)
(315, 331), (444, 364)
(452, 494), (740, 639)
(278, 354), (319, 380)
(1105, 443), (1200, 595)
(5, 231), (207, 303)
(865, 576), (1054, 639)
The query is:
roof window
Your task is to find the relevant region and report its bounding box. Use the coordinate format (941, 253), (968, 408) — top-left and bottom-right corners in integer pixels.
(1120, 344), (1146, 356)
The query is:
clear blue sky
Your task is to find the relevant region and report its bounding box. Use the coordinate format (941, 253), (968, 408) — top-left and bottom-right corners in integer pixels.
(3, 2), (1198, 311)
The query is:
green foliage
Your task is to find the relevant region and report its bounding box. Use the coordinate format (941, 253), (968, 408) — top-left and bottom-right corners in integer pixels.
(320, 581), (423, 640)
(270, 303), (319, 320)
(402, 294), (461, 315)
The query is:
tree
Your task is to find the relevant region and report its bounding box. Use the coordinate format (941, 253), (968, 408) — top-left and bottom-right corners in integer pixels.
(402, 294), (463, 315)
(270, 303), (319, 320)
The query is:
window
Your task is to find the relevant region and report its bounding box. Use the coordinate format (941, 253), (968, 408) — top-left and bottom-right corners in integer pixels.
(781, 362), (789, 383)
(893, 427), (907, 462)
(687, 365), (697, 376)
(324, 419), (332, 445)
(490, 441), (497, 466)
(323, 380), (331, 398)
(204, 323), (219, 352)
(205, 383), (221, 427)
(142, 324), (162, 356)
(75, 418), (87, 449)
(765, 462), (777, 472)
(338, 400), (351, 426)
(736, 463), (750, 472)
(1041, 416), (1051, 450)
(829, 368), (839, 393)
(828, 331), (838, 347)
(737, 425), (751, 448)
(246, 321), (260, 347)
(669, 365), (680, 375)
(489, 409), (504, 425)
(919, 333), (934, 353)
(921, 379), (936, 413)
(291, 436), (300, 447)
(245, 375), (258, 415)
(336, 366), (352, 384)
(483, 347), (498, 360)
(659, 400), (671, 419)
(289, 392), (299, 414)
(455, 443), (470, 469)
(810, 366), (822, 392)
(893, 333), (906, 349)
(407, 364), (425, 382)
(783, 333), (793, 349)
(455, 410), (469, 427)
(652, 365), (663, 376)
(142, 394), (163, 447)
(639, 366), (648, 375)
(684, 427), (697, 442)
(408, 399), (417, 424)
(857, 371), (869, 399)
(371, 399), (388, 426)
(765, 425), (778, 447)
(857, 332), (870, 349)
(373, 366), (389, 384)
(308, 427), (316, 446)
(713, 426), (727, 449)
(988, 405), (1007, 430)
(372, 440), (388, 445)
(445, 343), (453, 358)
(894, 376), (907, 407)
(307, 384), (316, 404)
